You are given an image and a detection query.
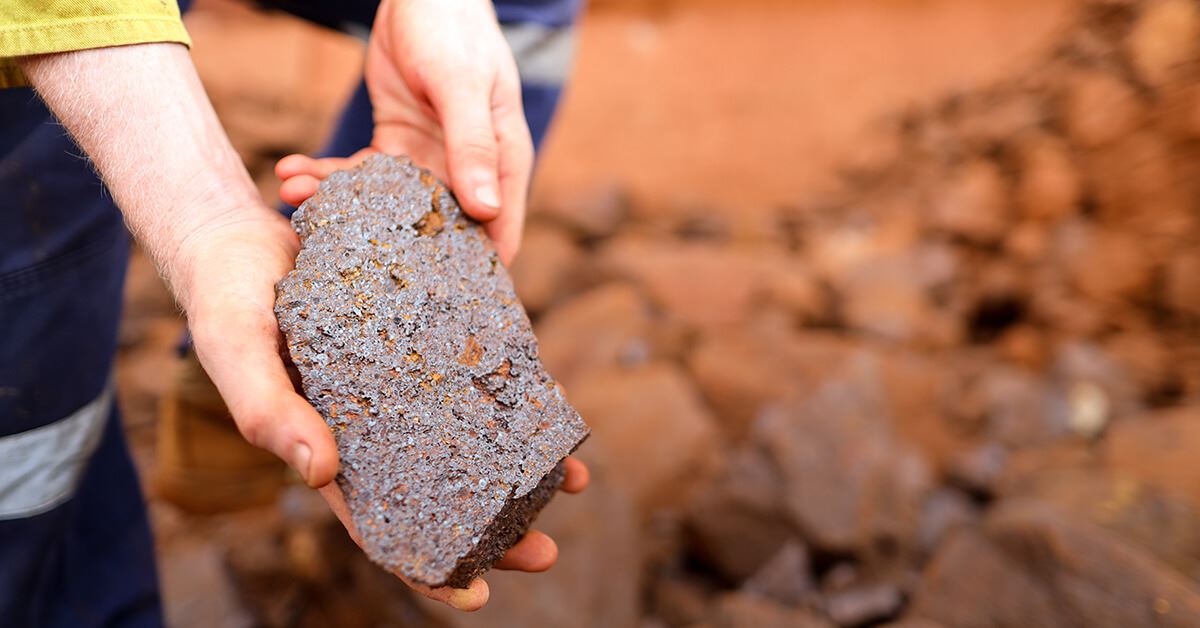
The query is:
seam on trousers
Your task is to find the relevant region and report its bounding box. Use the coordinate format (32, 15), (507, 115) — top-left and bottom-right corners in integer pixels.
(0, 382), (112, 520)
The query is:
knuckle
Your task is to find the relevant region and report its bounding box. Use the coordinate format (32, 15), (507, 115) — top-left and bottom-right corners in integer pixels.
(454, 137), (498, 168)
(234, 409), (272, 449)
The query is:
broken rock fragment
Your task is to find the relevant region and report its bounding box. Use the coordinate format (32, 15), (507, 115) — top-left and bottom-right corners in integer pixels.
(275, 154), (589, 588)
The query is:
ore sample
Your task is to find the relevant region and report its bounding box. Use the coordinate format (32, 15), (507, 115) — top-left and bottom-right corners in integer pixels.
(274, 154), (590, 588)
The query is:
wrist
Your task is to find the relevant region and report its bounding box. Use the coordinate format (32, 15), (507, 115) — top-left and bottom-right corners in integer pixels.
(170, 203), (297, 314)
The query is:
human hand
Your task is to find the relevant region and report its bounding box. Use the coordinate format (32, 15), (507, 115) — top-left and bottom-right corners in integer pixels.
(278, 0), (533, 264)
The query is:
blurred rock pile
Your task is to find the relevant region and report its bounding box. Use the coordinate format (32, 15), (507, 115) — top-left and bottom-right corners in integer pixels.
(127, 0), (1200, 626)
(506, 0), (1200, 625)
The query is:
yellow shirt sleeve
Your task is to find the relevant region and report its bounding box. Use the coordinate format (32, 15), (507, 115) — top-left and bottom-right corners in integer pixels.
(0, 0), (191, 88)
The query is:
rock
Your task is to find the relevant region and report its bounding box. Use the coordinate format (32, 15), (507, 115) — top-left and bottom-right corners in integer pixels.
(275, 155), (589, 587)
(753, 356), (933, 554)
(186, 0), (361, 190)
(596, 237), (790, 328)
(652, 575), (714, 627)
(687, 328), (855, 435)
(1082, 131), (1197, 241)
(1028, 268), (1108, 337)
(160, 540), (254, 628)
(840, 257), (941, 344)
(710, 593), (836, 628)
(1103, 407), (1200, 507)
(948, 90), (1047, 149)
(912, 500), (1200, 628)
(926, 159), (1009, 245)
(421, 453), (641, 628)
(1053, 341), (1142, 427)
(1004, 220), (1052, 262)
(947, 442), (1010, 497)
(530, 182), (629, 240)
(995, 324), (1050, 370)
(1058, 223), (1155, 307)
(1104, 330), (1178, 402)
(807, 201), (923, 285)
(534, 282), (657, 388)
(1165, 248), (1200, 319)
(1161, 80), (1200, 137)
(1002, 466), (1200, 578)
(1126, 0), (1200, 88)
(742, 541), (815, 606)
(1012, 132), (1082, 222)
(1060, 68), (1146, 148)
(825, 582), (905, 627)
(917, 489), (978, 556)
(877, 352), (972, 473)
(508, 223), (584, 315)
(909, 527), (1061, 628)
(568, 362), (719, 512)
(877, 620), (946, 628)
(687, 447), (796, 582)
(764, 265), (828, 322)
(970, 366), (1064, 448)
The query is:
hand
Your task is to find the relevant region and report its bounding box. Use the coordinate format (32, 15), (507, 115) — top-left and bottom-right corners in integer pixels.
(278, 0), (533, 264)
(177, 209), (590, 612)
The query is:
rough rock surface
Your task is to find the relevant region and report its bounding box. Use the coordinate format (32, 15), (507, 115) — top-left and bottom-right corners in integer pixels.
(275, 154), (590, 587)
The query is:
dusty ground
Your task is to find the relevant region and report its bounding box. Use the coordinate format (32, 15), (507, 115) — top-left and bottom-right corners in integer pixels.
(113, 0), (1200, 626)
(535, 0), (1078, 211)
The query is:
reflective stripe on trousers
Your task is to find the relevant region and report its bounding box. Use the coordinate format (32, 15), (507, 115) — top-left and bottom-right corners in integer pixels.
(0, 384), (112, 520)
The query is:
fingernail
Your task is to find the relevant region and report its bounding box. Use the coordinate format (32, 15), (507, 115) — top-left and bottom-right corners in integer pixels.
(474, 183), (500, 211)
(291, 442), (313, 484)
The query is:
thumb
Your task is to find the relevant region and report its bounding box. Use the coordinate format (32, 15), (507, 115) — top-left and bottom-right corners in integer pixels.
(433, 82), (502, 222)
(191, 307), (338, 488)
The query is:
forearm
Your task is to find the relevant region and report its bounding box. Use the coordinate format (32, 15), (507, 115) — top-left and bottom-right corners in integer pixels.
(17, 43), (278, 308)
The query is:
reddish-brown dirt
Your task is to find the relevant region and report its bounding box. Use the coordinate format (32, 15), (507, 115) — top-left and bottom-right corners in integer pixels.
(535, 0), (1078, 212)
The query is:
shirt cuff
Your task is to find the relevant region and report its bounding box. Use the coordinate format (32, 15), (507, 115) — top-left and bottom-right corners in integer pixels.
(0, 15), (191, 88)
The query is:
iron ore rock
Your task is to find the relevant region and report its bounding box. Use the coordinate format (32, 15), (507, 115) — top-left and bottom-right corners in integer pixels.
(275, 154), (590, 588)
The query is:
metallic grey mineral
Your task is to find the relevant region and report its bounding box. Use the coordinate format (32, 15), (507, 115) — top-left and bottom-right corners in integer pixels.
(274, 154), (590, 587)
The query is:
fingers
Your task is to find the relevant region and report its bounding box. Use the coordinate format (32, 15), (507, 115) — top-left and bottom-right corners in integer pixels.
(279, 174), (321, 207)
(192, 306), (338, 488)
(431, 81), (503, 223)
(276, 149), (380, 207)
(561, 457), (590, 494)
(494, 529), (558, 572)
(409, 577), (491, 612)
(483, 89), (534, 265)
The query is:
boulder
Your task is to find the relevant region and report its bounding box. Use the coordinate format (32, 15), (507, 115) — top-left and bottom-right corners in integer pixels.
(925, 159), (1010, 245)
(1013, 132), (1082, 222)
(753, 357), (933, 554)
(708, 593), (835, 628)
(568, 362), (720, 512)
(509, 223), (585, 315)
(535, 282), (657, 388)
(1060, 69), (1146, 148)
(596, 237), (794, 328)
(1103, 407), (1200, 507)
(911, 500), (1200, 628)
(686, 328), (855, 435)
(741, 541), (815, 606)
(1165, 248), (1200, 319)
(687, 448), (796, 582)
(1126, 0), (1200, 88)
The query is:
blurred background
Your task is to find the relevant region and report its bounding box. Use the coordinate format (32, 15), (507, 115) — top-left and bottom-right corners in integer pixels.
(118, 0), (1200, 626)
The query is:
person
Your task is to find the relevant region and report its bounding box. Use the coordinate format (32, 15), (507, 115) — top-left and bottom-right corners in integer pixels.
(0, 0), (587, 625)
